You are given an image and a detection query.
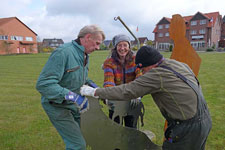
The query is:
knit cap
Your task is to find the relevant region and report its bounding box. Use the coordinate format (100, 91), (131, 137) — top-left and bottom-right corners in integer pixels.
(112, 34), (131, 47)
(135, 46), (163, 68)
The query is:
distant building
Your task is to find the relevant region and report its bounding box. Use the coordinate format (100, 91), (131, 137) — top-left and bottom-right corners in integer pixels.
(103, 40), (112, 48)
(0, 17), (38, 55)
(131, 37), (148, 46)
(219, 16), (225, 48)
(153, 12), (222, 50)
(42, 38), (64, 49)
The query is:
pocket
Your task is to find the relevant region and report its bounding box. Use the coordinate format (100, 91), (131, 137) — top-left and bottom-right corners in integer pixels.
(170, 123), (189, 143)
(62, 66), (83, 89)
(65, 66), (80, 72)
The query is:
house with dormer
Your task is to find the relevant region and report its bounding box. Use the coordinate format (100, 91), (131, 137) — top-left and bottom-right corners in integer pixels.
(0, 17), (38, 55)
(153, 12), (222, 50)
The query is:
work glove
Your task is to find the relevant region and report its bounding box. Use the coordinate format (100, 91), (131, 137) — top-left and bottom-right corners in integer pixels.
(65, 91), (87, 108)
(130, 97), (141, 109)
(80, 85), (99, 98)
(79, 99), (89, 113)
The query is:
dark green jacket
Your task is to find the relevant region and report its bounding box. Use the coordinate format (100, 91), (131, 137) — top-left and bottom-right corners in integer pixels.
(36, 40), (92, 104)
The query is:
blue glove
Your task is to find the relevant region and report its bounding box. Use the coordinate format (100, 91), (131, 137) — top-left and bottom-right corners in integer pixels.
(65, 92), (87, 108)
(88, 82), (98, 88)
(80, 99), (89, 113)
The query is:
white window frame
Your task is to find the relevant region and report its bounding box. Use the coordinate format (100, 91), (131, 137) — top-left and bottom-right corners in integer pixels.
(165, 32), (169, 37)
(200, 19), (206, 25)
(199, 29), (205, 34)
(191, 41), (205, 48)
(158, 25), (163, 29)
(158, 33), (163, 37)
(190, 30), (197, 35)
(11, 36), (23, 41)
(165, 24), (169, 28)
(25, 37), (33, 41)
(191, 21), (197, 26)
(0, 35), (8, 40)
(158, 43), (171, 50)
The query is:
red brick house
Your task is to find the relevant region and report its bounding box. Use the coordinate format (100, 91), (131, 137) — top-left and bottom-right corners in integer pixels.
(219, 16), (225, 47)
(153, 12), (222, 50)
(0, 17), (38, 55)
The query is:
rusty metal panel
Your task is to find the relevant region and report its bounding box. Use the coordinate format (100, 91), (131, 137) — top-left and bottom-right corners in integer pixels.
(169, 14), (201, 76)
(81, 97), (161, 150)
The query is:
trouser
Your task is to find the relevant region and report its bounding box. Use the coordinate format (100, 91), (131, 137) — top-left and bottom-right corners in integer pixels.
(162, 110), (212, 150)
(42, 101), (86, 150)
(109, 110), (136, 128)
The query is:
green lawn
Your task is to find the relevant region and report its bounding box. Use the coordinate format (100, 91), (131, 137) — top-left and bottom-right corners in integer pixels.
(0, 51), (224, 150)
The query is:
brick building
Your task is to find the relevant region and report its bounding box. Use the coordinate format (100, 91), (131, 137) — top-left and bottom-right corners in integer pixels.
(153, 12), (222, 50)
(0, 17), (38, 55)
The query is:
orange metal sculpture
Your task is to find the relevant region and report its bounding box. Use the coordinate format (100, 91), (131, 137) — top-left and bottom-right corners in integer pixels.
(169, 14), (201, 76)
(164, 14), (202, 139)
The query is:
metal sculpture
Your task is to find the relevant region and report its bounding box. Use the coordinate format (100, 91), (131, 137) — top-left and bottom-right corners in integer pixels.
(163, 14), (202, 137)
(81, 97), (161, 150)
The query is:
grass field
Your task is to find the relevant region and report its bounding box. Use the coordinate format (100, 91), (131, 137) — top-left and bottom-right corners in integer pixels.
(0, 51), (224, 150)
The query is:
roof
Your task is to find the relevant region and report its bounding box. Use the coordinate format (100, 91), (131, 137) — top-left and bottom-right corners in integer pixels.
(153, 11), (221, 33)
(132, 37), (148, 45)
(0, 17), (37, 35)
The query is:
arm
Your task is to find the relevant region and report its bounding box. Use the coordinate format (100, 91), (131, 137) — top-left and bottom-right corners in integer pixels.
(36, 51), (69, 102)
(95, 70), (161, 100)
(103, 59), (116, 87)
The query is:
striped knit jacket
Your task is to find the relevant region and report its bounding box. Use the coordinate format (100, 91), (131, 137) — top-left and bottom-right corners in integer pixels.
(103, 56), (142, 87)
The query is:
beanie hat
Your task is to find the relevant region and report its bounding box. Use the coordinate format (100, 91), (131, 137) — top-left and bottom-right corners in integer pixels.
(112, 34), (131, 47)
(135, 46), (163, 68)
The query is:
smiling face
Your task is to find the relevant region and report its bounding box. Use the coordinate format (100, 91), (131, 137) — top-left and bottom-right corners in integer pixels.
(116, 41), (130, 59)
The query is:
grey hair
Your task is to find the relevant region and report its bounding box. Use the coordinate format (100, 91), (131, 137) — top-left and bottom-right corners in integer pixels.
(78, 24), (105, 40)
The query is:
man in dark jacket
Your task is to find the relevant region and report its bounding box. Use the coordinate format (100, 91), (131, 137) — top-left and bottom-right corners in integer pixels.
(80, 46), (212, 150)
(36, 25), (105, 150)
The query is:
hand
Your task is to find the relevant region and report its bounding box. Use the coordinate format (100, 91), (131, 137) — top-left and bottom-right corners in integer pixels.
(80, 85), (99, 98)
(65, 91), (87, 108)
(130, 97), (141, 109)
(79, 99), (89, 113)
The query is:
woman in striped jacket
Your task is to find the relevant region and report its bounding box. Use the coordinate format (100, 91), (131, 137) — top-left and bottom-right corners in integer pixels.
(103, 34), (143, 128)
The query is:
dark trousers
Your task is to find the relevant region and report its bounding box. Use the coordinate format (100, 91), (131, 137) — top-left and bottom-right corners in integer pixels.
(109, 110), (136, 128)
(162, 111), (212, 150)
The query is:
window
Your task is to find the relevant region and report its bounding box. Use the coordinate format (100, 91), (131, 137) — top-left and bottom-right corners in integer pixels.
(191, 21), (197, 26)
(200, 20), (206, 25)
(158, 25), (163, 29)
(165, 24), (170, 28)
(158, 43), (171, 50)
(190, 30), (197, 35)
(25, 37), (33, 41)
(191, 41), (205, 48)
(199, 29), (205, 34)
(158, 33), (163, 37)
(165, 33), (169, 37)
(0, 35), (8, 40)
(52, 39), (57, 42)
(11, 36), (23, 41)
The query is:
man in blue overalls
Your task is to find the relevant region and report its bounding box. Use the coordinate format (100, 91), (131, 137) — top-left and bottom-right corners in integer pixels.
(36, 25), (105, 150)
(80, 46), (212, 150)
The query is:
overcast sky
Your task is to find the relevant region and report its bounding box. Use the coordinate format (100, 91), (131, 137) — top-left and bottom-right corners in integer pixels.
(1, 0), (225, 42)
